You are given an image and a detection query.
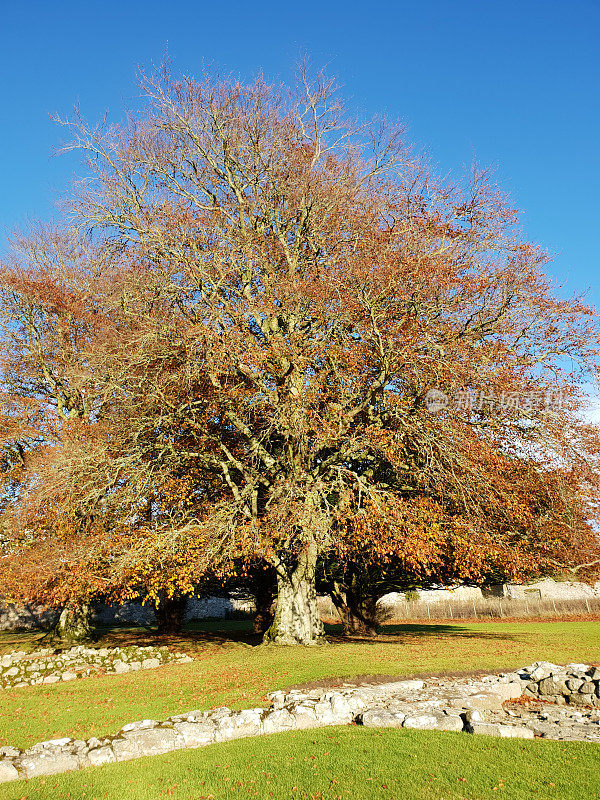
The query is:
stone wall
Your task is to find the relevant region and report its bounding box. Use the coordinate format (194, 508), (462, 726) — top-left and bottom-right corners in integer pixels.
(0, 594), (256, 631)
(0, 645), (193, 690)
(3, 662), (600, 785)
(521, 661), (600, 706)
(0, 604), (58, 631)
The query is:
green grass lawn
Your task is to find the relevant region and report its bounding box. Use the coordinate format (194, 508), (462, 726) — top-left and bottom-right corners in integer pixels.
(1, 619), (599, 750)
(1, 726), (599, 800)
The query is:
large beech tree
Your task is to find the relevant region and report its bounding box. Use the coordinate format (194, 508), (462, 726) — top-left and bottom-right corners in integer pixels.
(1, 67), (600, 644)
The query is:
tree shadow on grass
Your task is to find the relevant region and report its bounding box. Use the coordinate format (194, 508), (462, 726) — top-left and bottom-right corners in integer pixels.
(0, 618), (521, 654)
(323, 621), (519, 645)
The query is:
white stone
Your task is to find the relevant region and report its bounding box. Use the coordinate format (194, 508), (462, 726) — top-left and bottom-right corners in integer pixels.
(121, 720), (159, 732)
(4, 667), (19, 677)
(448, 693), (503, 711)
(497, 725), (535, 739)
(488, 681), (522, 702)
(329, 693), (353, 720)
(0, 760), (19, 783)
(112, 728), (183, 761)
(87, 746), (116, 766)
(262, 709), (295, 734)
(40, 738), (72, 748)
(173, 721), (215, 748)
(403, 714), (439, 730)
(464, 709), (485, 723)
(362, 709), (405, 728)
(216, 710), (261, 741)
(434, 713), (464, 732)
(292, 704), (320, 730)
(19, 752), (79, 778)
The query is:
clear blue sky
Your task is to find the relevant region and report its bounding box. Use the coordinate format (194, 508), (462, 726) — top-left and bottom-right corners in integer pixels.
(1, 0), (598, 305)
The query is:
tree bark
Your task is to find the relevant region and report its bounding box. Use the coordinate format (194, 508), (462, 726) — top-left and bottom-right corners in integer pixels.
(330, 584), (379, 637)
(152, 594), (188, 635)
(252, 568), (276, 635)
(264, 541), (326, 645)
(51, 603), (93, 643)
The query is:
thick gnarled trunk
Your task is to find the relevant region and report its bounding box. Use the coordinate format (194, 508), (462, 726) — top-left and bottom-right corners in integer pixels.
(51, 603), (93, 644)
(252, 568), (276, 636)
(264, 541), (326, 645)
(152, 594), (188, 635)
(330, 586), (378, 637)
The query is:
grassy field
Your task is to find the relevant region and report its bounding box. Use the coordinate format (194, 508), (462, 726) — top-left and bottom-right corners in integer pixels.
(1, 726), (599, 800)
(1, 619), (600, 750)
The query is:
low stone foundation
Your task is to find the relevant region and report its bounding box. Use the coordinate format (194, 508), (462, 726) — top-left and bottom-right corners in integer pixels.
(0, 645), (193, 690)
(521, 661), (600, 706)
(2, 662), (600, 784)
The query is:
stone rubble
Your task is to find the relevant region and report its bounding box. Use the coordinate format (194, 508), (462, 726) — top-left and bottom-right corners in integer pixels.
(0, 645), (193, 690)
(1, 661), (599, 784)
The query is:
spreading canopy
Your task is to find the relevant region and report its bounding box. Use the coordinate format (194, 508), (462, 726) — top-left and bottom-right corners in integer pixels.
(1, 67), (599, 642)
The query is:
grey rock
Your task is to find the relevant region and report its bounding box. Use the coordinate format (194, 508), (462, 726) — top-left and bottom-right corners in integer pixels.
(433, 712), (464, 732)
(488, 681), (522, 701)
(173, 721), (215, 748)
(329, 693), (353, 721)
(361, 709), (405, 728)
(141, 658), (161, 670)
(268, 690), (286, 710)
(112, 728), (183, 761)
(566, 663), (589, 674)
(530, 664), (558, 681)
(568, 694), (594, 707)
(262, 708), (295, 734)
(112, 660), (131, 674)
(86, 746), (116, 766)
(464, 709), (485, 724)
(468, 722), (534, 738)
(579, 682), (596, 694)
(496, 725), (535, 739)
(121, 720), (159, 732)
(566, 679), (584, 692)
(403, 714), (439, 730)
(39, 738), (72, 748)
(292, 704), (320, 730)
(448, 693), (503, 711)
(381, 679), (424, 694)
(538, 678), (561, 696)
(216, 710), (262, 741)
(19, 752), (79, 778)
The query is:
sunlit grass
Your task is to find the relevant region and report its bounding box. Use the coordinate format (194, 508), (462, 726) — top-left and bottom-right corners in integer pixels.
(1, 619), (599, 749)
(2, 726), (599, 800)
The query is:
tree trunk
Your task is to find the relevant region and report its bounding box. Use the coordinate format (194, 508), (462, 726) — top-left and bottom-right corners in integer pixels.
(264, 541), (326, 645)
(153, 594), (188, 635)
(51, 603), (93, 644)
(330, 585), (379, 637)
(252, 568), (276, 635)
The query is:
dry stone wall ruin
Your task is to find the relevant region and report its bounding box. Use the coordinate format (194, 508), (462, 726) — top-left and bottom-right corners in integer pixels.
(2, 660), (600, 784)
(0, 645), (192, 689)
